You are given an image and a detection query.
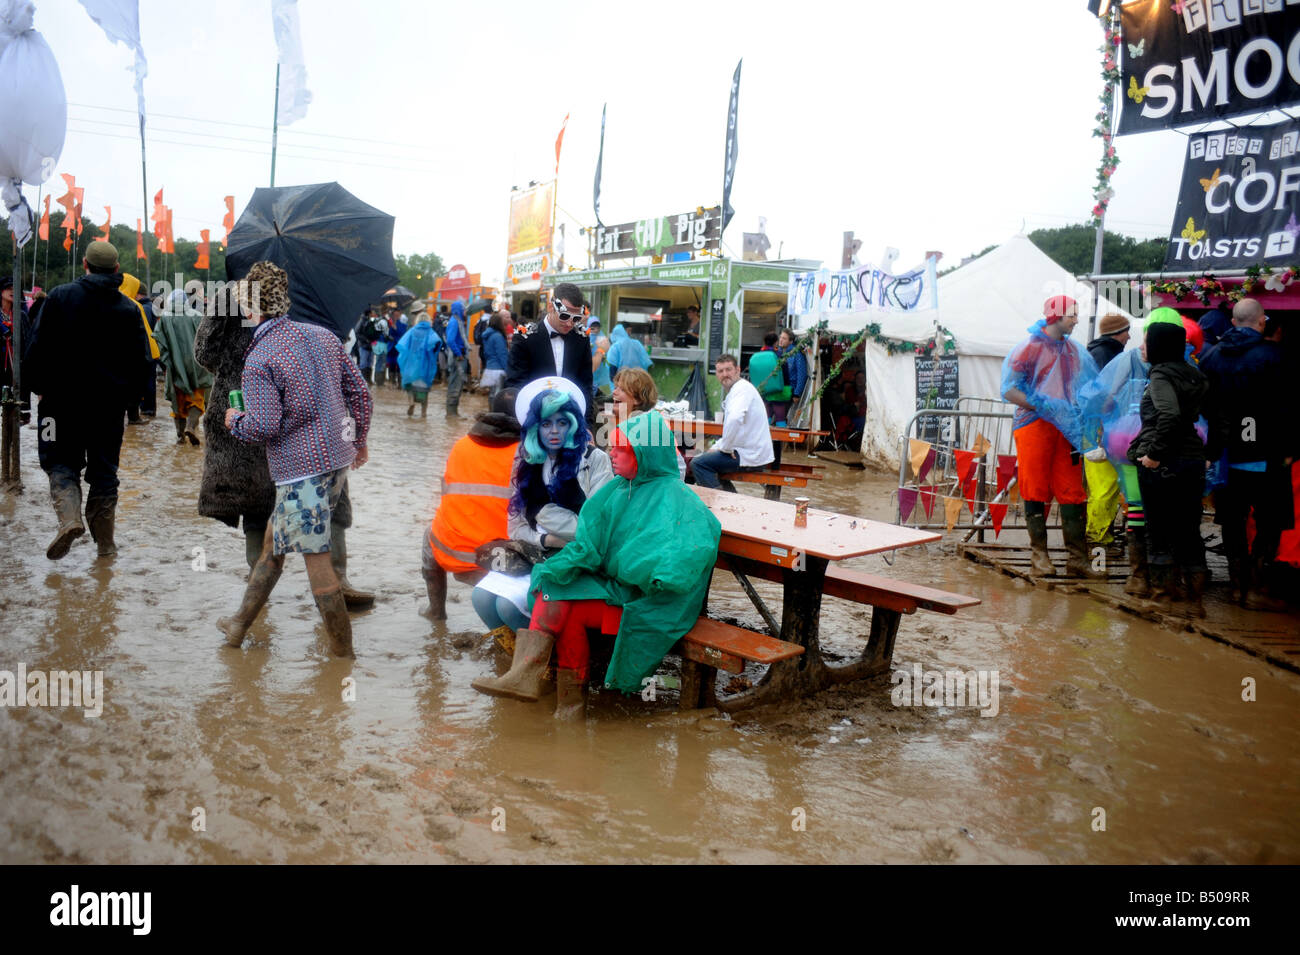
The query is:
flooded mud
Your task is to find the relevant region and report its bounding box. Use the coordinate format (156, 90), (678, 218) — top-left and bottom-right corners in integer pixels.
(1, 384), (1297, 864)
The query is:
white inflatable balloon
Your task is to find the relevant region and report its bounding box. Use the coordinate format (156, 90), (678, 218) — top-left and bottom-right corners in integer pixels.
(0, 0), (67, 185)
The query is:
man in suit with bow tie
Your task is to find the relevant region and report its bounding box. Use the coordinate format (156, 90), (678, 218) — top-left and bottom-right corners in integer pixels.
(505, 282), (595, 424)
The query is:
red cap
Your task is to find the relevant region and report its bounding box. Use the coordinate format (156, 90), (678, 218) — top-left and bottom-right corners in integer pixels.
(1043, 295), (1077, 324)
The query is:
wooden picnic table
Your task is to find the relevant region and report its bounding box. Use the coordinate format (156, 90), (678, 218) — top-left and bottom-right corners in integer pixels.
(662, 416), (828, 447)
(691, 486), (942, 710)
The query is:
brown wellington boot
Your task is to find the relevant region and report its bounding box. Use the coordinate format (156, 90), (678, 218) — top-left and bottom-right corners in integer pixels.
(471, 628), (555, 702)
(329, 522), (375, 609)
(419, 566), (447, 620)
(174, 416), (187, 444)
(553, 668), (586, 721)
(45, 479), (86, 560)
(313, 588), (355, 658)
(1025, 501), (1056, 577)
(84, 494), (118, 558)
(1123, 528), (1150, 597)
(1183, 567), (1208, 619)
(218, 555), (284, 647)
(184, 406), (202, 446)
(1061, 504), (1102, 579)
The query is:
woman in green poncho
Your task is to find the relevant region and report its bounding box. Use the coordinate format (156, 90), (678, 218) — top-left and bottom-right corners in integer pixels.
(471, 410), (722, 720)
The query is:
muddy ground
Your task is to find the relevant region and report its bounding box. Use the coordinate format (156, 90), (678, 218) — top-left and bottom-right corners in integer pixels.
(1, 382), (1297, 864)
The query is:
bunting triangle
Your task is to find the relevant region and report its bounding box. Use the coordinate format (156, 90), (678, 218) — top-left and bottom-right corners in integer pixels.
(898, 487), (918, 523)
(989, 502), (1008, 538)
(943, 495), (963, 532)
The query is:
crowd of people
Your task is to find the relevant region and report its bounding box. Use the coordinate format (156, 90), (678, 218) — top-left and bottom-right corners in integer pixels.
(9, 247), (1293, 721)
(1005, 294), (1296, 616)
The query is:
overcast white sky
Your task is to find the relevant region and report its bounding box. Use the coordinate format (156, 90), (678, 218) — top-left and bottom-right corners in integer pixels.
(24, 0), (1193, 283)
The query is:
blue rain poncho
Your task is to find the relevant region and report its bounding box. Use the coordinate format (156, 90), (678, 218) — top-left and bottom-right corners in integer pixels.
(396, 318), (443, 390)
(606, 324), (653, 372)
(1000, 320), (1099, 451)
(1077, 347), (1148, 463)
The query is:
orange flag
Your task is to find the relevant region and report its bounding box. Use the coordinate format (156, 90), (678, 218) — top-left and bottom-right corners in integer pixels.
(99, 205), (112, 241)
(195, 229), (210, 270)
(56, 173), (76, 215)
(155, 207), (175, 254)
(38, 195), (50, 240)
(72, 190), (84, 232)
(222, 195), (234, 248)
(62, 232), (72, 251)
(555, 112), (569, 175)
(164, 208), (175, 254)
(152, 188), (164, 228)
(136, 218), (145, 259)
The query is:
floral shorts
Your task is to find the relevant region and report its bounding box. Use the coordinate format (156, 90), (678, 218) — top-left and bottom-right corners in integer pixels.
(271, 467), (347, 555)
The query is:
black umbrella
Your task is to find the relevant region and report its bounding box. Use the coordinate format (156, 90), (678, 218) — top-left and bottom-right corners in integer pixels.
(226, 182), (397, 340)
(464, 297), (494, 317)
(380, 285), (415, 308)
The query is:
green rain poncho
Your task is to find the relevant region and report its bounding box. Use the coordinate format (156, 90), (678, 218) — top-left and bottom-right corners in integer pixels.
(529, 411), (722, 693)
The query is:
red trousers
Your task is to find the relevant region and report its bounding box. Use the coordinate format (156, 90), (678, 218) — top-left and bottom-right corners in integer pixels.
(1013, 417), (1086, 505)
(529, 597), (623, 681)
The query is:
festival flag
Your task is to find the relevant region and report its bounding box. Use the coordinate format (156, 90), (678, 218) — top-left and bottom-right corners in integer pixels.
(721, 58), (741, 234)
(78, 0), (150, 123)
(908, 439), (932, 482)
(38, 195), (50, 240)
(165, 208), (175, 254)
(222, 195), (234, 248)
(99, 205), (111, 240)
(965, 483), (977, 514)
(135, 218), (144, 259)
(62, 232), (72, 251)
(953, 448), (978, 484)
(194, 229), (210, 270)
(943, 495), (963, 532)
(989, 502), (1008, 538)
(971, 432), (992, 457)
(898, 487), (918, 524)
(156, 206), (173, 254)
(919, 485), (937, 520)
(152, 187), (164, 228)
(272, 0), (312, 125)
(57, 173), (76, 214)
(73, 192), (84, 232)
(554, 112), (569, 176)
(995, 454), (1018, 493)
(593, 103), (606, 228)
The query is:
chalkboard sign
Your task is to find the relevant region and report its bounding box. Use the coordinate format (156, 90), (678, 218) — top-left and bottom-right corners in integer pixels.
(914, 354), (960, 448)
(707, 298), (726, 369)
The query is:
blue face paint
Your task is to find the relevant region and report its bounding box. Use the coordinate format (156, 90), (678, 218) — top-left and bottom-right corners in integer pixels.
(540, 413), (572, 451)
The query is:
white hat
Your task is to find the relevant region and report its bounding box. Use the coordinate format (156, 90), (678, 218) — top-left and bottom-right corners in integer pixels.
(515, 375), (588, 425)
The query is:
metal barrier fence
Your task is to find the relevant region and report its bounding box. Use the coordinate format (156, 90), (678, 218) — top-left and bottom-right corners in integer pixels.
(895, 402), (1048, 540)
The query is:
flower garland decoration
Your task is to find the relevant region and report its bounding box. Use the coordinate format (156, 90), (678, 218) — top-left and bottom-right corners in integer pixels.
(1145, 265), (1299, 306)
(784, 321), (955, 405)
(1090, 17), (1122, 227)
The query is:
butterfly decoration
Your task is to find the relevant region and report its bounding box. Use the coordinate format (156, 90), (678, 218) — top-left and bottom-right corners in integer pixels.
(1182, 217), (1207, 242)
(1128, 38), (1145, 58)
(1171, 1), (1186, 14)
(1199, 168), (1222, 192)
(1128, 75), (1151, 103)
(1265, 271), (1291, 293)
(1285, 212), (1300, 239)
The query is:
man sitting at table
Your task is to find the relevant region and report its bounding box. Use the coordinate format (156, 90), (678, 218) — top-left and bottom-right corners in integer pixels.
(689, 354), (774, 492)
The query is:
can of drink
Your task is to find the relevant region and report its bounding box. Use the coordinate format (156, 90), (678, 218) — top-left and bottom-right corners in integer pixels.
(794, 497), (810, 528)
(229, 389), (245, 412)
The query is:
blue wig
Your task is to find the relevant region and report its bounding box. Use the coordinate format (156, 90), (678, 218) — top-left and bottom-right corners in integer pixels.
(510, 390), (591, 528)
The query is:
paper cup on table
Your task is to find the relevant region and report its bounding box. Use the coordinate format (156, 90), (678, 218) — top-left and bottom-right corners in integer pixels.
(794, 497), (810, 527)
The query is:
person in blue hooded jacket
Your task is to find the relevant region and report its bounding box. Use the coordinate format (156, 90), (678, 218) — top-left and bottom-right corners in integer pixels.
(605, 323), (653, 380)
(396, 305), (443, 418)
(444, 299), (470, 417)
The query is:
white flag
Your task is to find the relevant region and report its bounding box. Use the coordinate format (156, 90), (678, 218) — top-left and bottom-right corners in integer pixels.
(272, 0), (311, 125)
(77, 0), (147, 124)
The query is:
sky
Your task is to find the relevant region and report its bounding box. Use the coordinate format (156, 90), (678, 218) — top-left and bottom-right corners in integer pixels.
(16, 0), (1199, 285)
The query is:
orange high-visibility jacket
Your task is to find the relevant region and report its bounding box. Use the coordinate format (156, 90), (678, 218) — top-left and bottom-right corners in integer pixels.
(430, 436), (519, 573)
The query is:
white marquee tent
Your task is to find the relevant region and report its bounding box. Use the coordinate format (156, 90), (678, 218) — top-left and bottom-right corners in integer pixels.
(794, 234), (1137, 470)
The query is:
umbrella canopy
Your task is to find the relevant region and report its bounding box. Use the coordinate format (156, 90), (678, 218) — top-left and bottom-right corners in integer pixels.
(379, 285), (415, 308)
(225, 182), (397, 340)
(464, 297), (494, 317)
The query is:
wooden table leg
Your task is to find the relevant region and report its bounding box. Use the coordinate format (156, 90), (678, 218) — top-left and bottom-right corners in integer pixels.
(764, 485), (782, 501)
(678, 658), (719, 710)
(825, 605), (901, 684)
(715, 555), (831, 711)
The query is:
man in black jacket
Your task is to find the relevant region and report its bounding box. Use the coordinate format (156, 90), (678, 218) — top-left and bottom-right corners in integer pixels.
(504, 282), (595, 423)
(1200, 297), (1293, 609)
(25, 240), (150, 561)
(1086, 312), (1130, 370)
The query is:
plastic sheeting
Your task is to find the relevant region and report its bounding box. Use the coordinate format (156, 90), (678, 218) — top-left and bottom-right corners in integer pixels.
(1078, 347), (1148, 463)
(999, 323), (1099, 452)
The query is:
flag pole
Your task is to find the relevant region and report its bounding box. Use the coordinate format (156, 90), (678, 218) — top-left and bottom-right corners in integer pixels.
(270, 64), (280, 187)
(140, 113), (152, 290)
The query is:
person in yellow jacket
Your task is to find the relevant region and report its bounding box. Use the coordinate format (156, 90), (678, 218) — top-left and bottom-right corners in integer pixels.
(420, 388), (521, 619)
(118, 272), (161, 423)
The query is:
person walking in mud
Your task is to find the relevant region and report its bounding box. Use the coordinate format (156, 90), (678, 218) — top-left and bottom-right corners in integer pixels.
(217, 262), (373, 657)
(153, 289), (213, 446)
(24, 240), (150, 560)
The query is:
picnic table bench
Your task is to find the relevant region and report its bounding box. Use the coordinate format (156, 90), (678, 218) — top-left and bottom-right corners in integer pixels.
(674, 488), (980, 711)
(720, 463), (825, 500)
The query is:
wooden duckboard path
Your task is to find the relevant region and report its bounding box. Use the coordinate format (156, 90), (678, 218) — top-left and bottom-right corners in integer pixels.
(809, 450), (866, 469)
(959, 541), (1300, 674)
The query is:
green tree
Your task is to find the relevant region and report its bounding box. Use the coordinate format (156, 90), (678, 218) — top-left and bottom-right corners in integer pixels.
(1028, 224), (1167, 275)
(394, 253), (446, 299)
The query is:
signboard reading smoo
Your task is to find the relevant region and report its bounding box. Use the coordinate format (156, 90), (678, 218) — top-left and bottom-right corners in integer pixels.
(594, 207), (721, 263)
(1118, 1), (1300, 136)
(1164, 117), (1300, 270)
